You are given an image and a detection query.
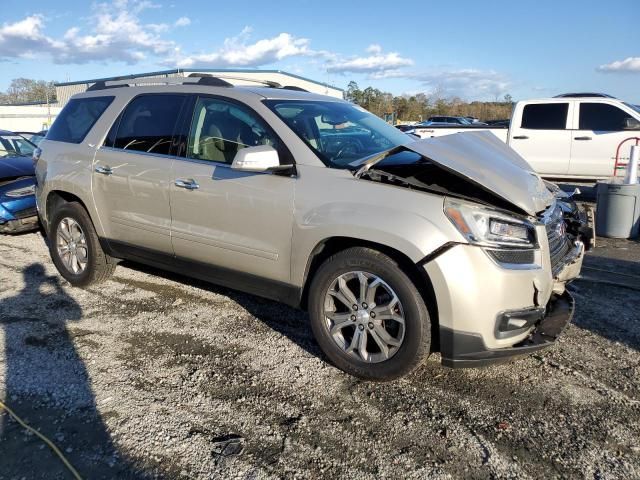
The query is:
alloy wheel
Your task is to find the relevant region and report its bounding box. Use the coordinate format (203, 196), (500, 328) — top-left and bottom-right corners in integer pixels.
(56, 217), (88, 275)
(323, 271), (406, 363)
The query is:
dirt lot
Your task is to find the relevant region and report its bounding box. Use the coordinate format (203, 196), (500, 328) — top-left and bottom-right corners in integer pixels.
(0, 231), (639, 479)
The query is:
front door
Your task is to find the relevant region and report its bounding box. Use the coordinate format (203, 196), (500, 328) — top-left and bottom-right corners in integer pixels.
(569, 102), (638, 178)
(92, 93), (187, 254)
(170, 96), (295, 284)
(508, 102), (572, 176)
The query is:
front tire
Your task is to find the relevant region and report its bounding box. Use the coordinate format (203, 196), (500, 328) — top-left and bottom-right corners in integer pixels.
(308, 247), (431, 381)
(49, 202), (116, 287)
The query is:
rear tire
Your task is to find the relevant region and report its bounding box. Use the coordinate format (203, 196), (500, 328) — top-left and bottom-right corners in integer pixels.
(49, 202), (116, 287)
(308, 247), (431, 381)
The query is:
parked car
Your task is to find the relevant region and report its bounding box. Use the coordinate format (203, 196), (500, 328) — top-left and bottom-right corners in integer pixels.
(0, 130), (39, 233)
(394, 124), (415, 132)
(35, 77), (589, 380)
(427, 116), (473, 125)
(413, 94), (640, 179)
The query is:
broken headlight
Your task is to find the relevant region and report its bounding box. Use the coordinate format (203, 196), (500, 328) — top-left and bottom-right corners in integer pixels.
(444, 198), (537, 249)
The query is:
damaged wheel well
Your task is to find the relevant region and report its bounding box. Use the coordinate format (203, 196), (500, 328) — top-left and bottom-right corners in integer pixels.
(301, 236), (441, 351)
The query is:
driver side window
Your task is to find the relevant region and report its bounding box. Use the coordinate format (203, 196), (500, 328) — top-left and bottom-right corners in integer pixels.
(186, 97), (278, 164)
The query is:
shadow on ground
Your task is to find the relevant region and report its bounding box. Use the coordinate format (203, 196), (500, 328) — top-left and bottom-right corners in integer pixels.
(0, 263), (154, 479)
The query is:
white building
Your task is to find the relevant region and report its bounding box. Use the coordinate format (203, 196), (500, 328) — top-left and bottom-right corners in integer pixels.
(55, 68), (344, 107)
(0, 103), (62, 132)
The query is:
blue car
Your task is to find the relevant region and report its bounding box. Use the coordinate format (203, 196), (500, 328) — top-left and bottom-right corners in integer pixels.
(0, 130), (39, 234)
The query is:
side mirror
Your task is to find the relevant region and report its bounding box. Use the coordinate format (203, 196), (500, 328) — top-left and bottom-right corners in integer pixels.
(623, 117), (640, 130)
(231, 145), (284, 172)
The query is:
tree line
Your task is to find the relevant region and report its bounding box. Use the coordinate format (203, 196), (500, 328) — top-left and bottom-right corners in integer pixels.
(0, 77), (513, 123)
(0, 78), (57, 105)
(345, 81), (514, 123)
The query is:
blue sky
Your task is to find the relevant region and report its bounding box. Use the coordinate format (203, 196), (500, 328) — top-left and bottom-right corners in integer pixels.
(0, 0), (638, 102)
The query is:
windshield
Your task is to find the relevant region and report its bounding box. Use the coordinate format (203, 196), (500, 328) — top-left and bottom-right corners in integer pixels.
(264, 100), (412, 168)
(0, 134), (36, 158)
(624, 102), (640, 116)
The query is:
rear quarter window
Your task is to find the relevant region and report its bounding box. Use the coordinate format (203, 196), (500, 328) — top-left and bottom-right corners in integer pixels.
(47, 96), (114, 144)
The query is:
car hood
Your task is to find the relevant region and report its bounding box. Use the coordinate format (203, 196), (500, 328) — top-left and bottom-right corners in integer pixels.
(0, 155), (35, 179)
(404, 131), (554, 216)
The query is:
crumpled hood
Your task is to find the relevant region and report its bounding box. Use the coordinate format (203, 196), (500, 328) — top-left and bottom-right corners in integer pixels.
(0, 155), (35, 179)
(405, 131), (554, 216)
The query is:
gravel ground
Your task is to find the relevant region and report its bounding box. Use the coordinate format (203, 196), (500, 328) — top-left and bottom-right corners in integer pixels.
(0, 231), (639, 479)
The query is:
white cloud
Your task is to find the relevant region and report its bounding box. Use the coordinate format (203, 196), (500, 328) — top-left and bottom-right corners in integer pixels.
(0, 1), (176, 64)
(0, 15), (62, 58)
(376, 68), (511, 100)
(597, 57), (640, 73)
(168, 27), (321, 68)
(326, 46), (413, 75)
(414, 69), (511, 99)
(174, 17), (191, 28)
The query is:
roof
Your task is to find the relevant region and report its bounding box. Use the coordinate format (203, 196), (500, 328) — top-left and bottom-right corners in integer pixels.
(75, 82), (345, 103)
(54, 68), (344, 92)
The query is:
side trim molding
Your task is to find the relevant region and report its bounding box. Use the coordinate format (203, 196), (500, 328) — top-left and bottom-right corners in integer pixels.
(101, 239), (303, 308)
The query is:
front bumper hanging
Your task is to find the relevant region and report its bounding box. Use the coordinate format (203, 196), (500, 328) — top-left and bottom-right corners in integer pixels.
(440, 291), (575, 368)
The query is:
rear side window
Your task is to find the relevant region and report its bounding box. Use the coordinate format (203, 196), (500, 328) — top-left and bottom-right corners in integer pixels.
(110, 94), (186, 155)
(47, 96), (114, 144)
(579, 103), (632, 131)
(521, 103), (568, 130)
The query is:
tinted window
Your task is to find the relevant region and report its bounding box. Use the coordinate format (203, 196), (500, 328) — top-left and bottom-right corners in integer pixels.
(113, 94), (186, 155)
(47, 96), (114, 143)
(186, 97), (279, 164)
(579, 103), (632, 131)
(521, 103), (568, 130)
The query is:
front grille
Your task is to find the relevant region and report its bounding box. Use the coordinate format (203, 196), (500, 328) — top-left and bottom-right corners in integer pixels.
(543, 205), (571, 276)
(487, 249), (535, 265)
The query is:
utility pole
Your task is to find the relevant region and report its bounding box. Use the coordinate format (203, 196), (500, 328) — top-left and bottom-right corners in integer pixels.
(46, 87), (51, 129)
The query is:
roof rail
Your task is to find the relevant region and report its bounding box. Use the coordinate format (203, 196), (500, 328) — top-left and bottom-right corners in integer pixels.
(197, 74), (282, 88)
(553, 92), (616, 99)
(186, 73), (234, 87)
(87, 75), (233, 91)
(281, 85), (309, 92)
(85, 74), (311, 92)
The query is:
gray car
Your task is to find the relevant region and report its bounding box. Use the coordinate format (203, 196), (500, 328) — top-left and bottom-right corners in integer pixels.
(34, 75), (590, 380)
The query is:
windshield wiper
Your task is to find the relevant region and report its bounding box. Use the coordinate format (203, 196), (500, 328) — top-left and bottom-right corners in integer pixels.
(350, 145), (410, 178)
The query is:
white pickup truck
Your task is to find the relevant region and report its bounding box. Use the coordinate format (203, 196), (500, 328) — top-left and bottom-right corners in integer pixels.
(411, 94), (640, 179)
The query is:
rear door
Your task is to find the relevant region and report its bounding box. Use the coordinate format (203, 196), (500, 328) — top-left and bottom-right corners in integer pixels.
(170, 95), (295, 284)
(569, 102), (638, 178)
(508, 102), (573, 176)
(92, 93), (187, 254)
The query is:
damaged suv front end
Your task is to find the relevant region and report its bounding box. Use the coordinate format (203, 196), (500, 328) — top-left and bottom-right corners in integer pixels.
(353, 132), (589, 367)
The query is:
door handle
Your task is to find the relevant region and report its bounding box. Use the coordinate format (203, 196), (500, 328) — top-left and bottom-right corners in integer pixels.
(95, 165), (113, 175)
(513, 135), (529, 140)
(175, 179), (200, 190)
(574, 136), (592, 141)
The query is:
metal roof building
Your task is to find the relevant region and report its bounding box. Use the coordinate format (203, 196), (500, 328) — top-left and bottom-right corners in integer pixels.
(55, 69), (344, 106)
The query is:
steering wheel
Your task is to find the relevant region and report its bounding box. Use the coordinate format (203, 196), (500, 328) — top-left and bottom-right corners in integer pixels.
(334, 140), (362, 160)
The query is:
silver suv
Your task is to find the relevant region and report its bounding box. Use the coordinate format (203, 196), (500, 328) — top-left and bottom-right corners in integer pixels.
(34, 75), (590, 380)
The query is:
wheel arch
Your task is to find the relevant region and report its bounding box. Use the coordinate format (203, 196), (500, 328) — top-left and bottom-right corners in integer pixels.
(45, 190), (94, 236)
(300, 236), (440, 350)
